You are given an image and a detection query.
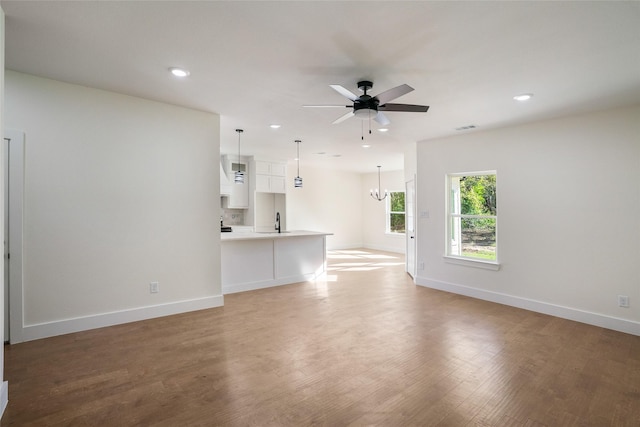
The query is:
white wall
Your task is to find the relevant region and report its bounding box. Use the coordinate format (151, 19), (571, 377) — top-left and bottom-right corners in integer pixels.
(5, 71), (223, 341)
(285, 164), (409, 253)
(361, 169), (406, 253)
(403, 142), (417, 183)
(286, 164), (363, 250)
(415, 105), (640, 335)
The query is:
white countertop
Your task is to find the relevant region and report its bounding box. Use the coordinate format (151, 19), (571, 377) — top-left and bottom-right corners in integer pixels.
(220, 230), (332, 241)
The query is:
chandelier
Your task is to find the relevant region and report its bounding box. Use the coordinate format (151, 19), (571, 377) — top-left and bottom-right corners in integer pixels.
(370, 165), (388, 201)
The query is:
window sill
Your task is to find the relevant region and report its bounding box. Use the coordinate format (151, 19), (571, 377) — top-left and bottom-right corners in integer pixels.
(443, 255), (500, 271)
(385, 232), (406, 237)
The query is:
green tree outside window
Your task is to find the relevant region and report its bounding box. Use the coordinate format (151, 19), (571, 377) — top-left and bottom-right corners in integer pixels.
(448, 172), (497, 261)
(388, 192), (405, 233)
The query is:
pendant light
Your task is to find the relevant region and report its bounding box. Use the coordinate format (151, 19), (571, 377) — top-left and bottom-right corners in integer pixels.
(294, 139), (303, 188)
(370, 165), (388, 201)
(234, 129), (244, 184)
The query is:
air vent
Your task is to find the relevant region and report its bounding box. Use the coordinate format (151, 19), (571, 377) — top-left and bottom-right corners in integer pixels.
(455, 125), (477, 131)
(315, 152), (341, 157)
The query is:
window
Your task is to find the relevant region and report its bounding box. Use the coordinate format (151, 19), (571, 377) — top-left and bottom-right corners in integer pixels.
(387, 192), (405, 234)
(447, 172), (497, 262)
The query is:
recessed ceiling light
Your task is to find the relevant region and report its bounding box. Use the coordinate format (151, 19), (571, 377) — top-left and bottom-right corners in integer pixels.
(169, 67), (190, 77)
(270, 124), (281, 129)
(377, 128), (389, 132)
(362, 144), (371, 148)
(513, 93), (533, 101)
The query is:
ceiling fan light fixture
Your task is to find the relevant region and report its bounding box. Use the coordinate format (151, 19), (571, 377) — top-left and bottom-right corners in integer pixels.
(354, 107), (377, 119)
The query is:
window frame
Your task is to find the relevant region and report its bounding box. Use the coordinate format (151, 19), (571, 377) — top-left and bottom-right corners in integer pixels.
(445, 171), (499, 269)
(386, 191), (406, 235)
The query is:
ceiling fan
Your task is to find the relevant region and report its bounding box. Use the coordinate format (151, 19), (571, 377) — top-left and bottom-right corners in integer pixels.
(304, 80), (429, 126)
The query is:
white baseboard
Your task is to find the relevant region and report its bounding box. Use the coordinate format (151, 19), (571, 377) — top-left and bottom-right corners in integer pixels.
(0, 381), (7, 419)
(17, 295), (224, 343)
(326, 244), (405, 254)
(223, 273), (317, 294)
(416, 276), (640, 336)
(326, 243), (364, 251)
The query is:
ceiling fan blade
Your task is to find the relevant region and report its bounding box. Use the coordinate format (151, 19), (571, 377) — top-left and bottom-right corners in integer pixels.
(332, 111), (354, 124)
(330, 84), (359, 101)
(378, 103), (429, 113)
(374, 111), (390, 126)
(303, 105), (350, 108)
(374, 84), (414, 105)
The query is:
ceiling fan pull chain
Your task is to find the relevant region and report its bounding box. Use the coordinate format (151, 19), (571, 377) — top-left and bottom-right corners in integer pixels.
(361, 120), (364, 140)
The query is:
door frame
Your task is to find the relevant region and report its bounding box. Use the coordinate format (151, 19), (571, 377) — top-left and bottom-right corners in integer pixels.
(4, 129), (25, 344)
(405, 176), (416, 279)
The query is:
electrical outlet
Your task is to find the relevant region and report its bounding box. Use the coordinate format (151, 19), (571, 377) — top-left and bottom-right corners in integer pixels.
(618, 295), (629, 308)
(419, 261), (425, 270)
(150, 282), (159, 294)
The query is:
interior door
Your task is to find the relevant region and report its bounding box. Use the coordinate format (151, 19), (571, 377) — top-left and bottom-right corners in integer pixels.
(405, 178), (416, 279)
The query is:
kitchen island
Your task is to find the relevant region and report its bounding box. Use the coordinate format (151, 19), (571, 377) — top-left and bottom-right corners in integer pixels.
(221, 230), (332, 294)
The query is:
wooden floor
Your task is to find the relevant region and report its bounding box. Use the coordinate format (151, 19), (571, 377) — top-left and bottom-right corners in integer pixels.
(2, 249), (639, 426)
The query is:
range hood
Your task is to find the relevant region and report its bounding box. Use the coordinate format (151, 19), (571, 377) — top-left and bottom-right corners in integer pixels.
(220, 161), (232, 196)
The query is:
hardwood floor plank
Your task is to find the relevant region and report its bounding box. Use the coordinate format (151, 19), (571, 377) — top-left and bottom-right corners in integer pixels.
(2, 249), (639, 426)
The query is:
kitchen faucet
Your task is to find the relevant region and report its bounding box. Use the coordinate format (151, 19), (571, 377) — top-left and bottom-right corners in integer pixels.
(275, 212), (281, 233)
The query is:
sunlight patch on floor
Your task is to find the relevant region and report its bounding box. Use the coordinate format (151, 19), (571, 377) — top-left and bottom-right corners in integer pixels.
(327, 254), (363, 259)
(359, 254), (398, 259)
(312, 281), (330, 297)
(330, 262), (372, 267)
(311, 272), (338, 282)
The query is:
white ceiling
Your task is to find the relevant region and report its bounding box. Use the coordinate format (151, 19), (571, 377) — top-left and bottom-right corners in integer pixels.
(2, 1), (639, 173)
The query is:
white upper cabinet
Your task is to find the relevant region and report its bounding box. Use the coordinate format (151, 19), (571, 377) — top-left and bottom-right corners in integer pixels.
(270, 162), (286, 177)
(254, 160), (286, 193)
(255, 161), (271, 175)
(220, 161), (232, 196)
(269, 175), (286, 193)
